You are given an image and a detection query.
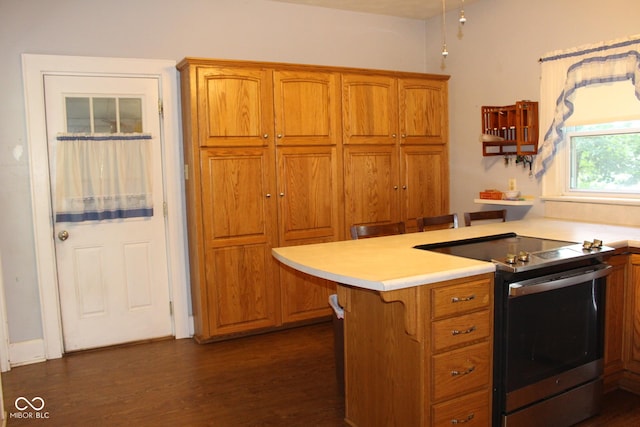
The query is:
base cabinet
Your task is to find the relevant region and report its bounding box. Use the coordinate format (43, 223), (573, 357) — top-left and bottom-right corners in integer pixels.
(337, 273), (493, 427)
(622, 253), (640, 392)
(604, 252), (627, 391)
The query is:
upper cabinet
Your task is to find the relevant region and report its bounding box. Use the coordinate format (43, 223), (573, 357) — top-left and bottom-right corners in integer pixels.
(399, 78), (448, 144)
(196, 67), (273, 147)
(342, 74), (398, 145)
(273, 70), (341, 146)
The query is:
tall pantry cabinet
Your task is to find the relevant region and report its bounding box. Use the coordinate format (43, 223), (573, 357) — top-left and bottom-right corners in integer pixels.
(178, 58), (450, 342)
(342, 74), (449, 233)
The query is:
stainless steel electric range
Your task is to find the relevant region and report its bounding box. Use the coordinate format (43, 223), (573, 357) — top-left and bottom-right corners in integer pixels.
(415, 232), (614, 427)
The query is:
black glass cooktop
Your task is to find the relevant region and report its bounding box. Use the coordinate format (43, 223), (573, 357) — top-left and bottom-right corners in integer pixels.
(414, 233), (575, 261)
(413, 232), (611, 272)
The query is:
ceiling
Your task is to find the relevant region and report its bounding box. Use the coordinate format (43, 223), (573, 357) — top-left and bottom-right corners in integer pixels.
(269, 0), (479, 20)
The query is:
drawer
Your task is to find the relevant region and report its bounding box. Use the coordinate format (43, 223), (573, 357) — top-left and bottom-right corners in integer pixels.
(432, 389), (490, 426)
(432, 341), (491, 401)
(432, 310), (491, 352)
(431, 278), (491, 319)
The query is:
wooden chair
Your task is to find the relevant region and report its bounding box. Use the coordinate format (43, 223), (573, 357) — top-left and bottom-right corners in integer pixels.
(416, 214), (458, 231)
(463, 209), (507, 226)
(350, 222), (406, 240)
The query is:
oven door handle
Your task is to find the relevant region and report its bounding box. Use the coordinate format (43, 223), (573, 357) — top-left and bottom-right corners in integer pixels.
(508, 264), (611, 297)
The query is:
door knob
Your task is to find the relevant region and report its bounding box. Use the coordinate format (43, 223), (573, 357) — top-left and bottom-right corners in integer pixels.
(58, 230), (69, 241)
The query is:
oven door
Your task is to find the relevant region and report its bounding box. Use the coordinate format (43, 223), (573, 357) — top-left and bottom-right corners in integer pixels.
(501, 263), (610, 417)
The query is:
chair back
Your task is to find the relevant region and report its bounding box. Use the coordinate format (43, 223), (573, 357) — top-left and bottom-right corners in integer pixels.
(416, 214), (458, 231)
(350, 222), (406, 240)
(463, 209), (507, 226)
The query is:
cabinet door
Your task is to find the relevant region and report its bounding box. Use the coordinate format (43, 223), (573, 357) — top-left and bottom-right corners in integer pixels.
(342, 74), (398, 145)
(399, 78), (448, 145)
(343, 145), (400, 231)
(626, 254), (640, 374)
(604, 253), (627, 390)
(200, 148), (279, 335)
(273, 70), (341, 146)
(197, 67), (273, 147)
(400, 145), (449, 231)
(276, 146), (339, 322)
(277, 146), (341, 243)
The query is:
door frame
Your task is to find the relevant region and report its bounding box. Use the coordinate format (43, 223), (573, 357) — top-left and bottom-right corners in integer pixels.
(22, 54), (191, 360)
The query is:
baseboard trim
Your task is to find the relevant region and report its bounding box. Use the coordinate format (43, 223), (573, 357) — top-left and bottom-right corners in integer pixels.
(9, 339), (46, 367)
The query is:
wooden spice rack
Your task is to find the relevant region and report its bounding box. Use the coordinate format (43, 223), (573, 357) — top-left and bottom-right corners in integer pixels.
(481, 101), (538, 156)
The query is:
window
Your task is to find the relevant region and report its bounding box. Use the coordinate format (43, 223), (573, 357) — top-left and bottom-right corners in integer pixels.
(65, 96), (143, 133)
(566, 121), (640, 196)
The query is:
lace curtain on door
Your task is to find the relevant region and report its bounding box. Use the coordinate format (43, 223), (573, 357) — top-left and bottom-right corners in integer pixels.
(533, 34), (640, 178)
(55, 133), (153, 222)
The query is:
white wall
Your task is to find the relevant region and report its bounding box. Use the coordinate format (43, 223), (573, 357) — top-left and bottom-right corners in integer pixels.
(424, 0), (640, 224)
(0, 0), (426, 345)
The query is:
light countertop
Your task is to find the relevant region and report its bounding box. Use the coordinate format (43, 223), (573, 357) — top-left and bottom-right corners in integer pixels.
(272, 218), (640, 292)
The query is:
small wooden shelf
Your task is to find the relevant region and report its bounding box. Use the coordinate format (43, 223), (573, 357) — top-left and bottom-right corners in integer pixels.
(481, 101), (538, 156)
(474, 198), (534, 206)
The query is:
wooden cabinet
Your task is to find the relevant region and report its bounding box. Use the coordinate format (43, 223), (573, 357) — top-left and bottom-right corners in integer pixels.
(196, 66), (273, 147)
(199, 148), (280, 335)
(276, 145), (341, 323)
(337, 273), (493, 426)
(481, 101), (538, 156)
(401, 145), (448, 230)
(342, 74), (398, 145)
(180, 60), (344, 341)
(342, 74), (449, 233)
(604, 252), (628, 391)
(179, 58), (449, 341)
(623, 253), (640, 392)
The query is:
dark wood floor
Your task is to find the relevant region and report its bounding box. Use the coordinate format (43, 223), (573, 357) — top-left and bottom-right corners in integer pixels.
(2, 321), (639, 426)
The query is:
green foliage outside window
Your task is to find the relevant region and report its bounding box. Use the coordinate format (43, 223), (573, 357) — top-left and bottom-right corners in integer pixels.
(568, 121), (640, 193)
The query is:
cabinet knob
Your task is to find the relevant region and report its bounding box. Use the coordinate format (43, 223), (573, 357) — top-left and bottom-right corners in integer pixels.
(277, 134), (283, 139)
(402, 185), (407, 190)
(279, 192), (285, 197)
(393, 185), (398, 190)
(266, 193), (271, 198)
(263, 134), (269, 139)
(392, 133), (397, 138)
(401, 134), (406, 138)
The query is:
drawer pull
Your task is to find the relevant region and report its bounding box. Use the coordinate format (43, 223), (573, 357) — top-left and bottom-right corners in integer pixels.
(451, 366), (475, 376)
(451, 326), (476, 336)
(451, 294), (475, 303)
(451, 413), (475, 424)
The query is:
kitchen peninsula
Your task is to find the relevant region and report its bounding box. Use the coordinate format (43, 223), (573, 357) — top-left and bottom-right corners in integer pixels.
(272, 218), (640, 427)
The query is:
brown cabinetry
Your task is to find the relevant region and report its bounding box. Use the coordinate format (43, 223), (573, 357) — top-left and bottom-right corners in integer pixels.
(623, 253), (640, 392)
(481, 101), (538, 156)
(604, 252), (628, 391)
(179, 58), (449, 341)
(342, 74), (449, 233)
(180, 59), (343, 341)
(337, 273), (494, 426)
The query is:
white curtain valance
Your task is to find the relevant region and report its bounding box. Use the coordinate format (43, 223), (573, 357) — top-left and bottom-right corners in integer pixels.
(55, 133), (153, 222)
(533, 35), (640, 178)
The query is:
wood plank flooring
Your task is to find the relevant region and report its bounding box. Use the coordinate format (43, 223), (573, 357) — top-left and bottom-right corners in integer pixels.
(2, 321), (639, 426)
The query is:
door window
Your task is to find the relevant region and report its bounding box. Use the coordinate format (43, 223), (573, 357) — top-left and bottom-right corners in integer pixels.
(65, 96), (143, 133)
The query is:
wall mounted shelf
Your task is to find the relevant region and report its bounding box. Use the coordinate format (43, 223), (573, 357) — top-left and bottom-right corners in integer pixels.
(481, 101), (538, 156)
(474, 198), (534, 206)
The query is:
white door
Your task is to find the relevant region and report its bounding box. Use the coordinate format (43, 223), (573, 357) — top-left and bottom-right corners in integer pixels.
(44, 75), (173, 352)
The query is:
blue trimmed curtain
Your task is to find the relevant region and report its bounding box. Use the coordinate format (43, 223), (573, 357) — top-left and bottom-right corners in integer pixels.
(533, 35), (640, 178)
(55, 133), (153, 222)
